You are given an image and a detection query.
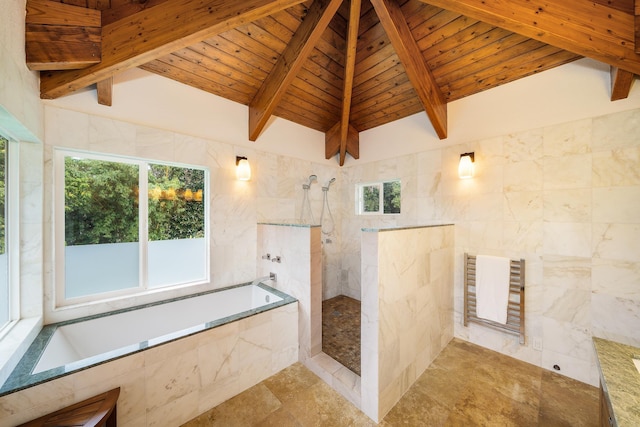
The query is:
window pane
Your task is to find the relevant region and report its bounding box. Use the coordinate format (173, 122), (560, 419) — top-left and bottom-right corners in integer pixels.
(148, 164), (206, 287)
(0, 137), (7, 328)
(363, 185), (380, 213)
(383, 181), (401, 214)
(64, 157), (140, 298)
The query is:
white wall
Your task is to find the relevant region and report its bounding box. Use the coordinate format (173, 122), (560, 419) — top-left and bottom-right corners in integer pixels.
(0, 0), (42, 142)
(44, 68), (331, 166)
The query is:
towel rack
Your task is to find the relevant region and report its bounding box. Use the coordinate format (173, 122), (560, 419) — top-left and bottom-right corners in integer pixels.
(463, 253), (526, 344)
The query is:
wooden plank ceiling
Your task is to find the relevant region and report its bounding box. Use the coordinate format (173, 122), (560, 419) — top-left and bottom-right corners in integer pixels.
(27, 0), (639, 165)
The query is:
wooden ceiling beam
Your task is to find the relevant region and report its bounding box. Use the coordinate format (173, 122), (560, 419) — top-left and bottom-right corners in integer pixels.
(101, 0), (169, 26)
(26, 0), (101, 70)
(330, 0), (361, 165)
(248, 0), (343, 141)
(420, 0), (640, 75)
(96, 77), (113, 106)
(636, 0), (640, 53)
(610, 66), (635, 100)
(371, 0), (447, 139)
(39, 0), (307, 99)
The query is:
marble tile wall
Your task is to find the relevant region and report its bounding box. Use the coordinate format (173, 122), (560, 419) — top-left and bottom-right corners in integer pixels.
(360, 225), (454, 422)
(257, 224), (322, 361)
(0, 303), (298, 426)
(41, 106), (340, 323)
(343, 107), (640, 387)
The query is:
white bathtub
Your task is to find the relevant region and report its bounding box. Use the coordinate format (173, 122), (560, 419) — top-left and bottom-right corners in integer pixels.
(1, 282), (294, 395)
(0, 282), (299, 425)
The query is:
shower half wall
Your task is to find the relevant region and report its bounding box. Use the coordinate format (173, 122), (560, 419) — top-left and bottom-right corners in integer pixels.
(258, 222), (454, 423)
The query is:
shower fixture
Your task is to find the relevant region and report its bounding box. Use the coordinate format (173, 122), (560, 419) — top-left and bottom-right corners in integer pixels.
(300, 174), (318, 224)
(303, 174), (318, 189)
(320, 178), (336, 235)
(322, 177), (336, 191)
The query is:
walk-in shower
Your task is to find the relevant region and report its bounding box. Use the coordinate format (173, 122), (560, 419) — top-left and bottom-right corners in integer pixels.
(299, 174), (317, 224)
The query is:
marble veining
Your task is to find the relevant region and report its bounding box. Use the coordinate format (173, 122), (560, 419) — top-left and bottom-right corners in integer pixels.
(593, 337), (640, 426)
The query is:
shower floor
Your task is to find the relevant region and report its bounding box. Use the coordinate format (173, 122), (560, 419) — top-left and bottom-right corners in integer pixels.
(322, 295), (361, 376)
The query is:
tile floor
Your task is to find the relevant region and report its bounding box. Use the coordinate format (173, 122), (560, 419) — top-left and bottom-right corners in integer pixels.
(182, 338), (599, 426)
(322, 295), (361, 376)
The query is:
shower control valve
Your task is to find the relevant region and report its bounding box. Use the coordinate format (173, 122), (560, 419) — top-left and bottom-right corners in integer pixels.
(262, 253), (271, 260)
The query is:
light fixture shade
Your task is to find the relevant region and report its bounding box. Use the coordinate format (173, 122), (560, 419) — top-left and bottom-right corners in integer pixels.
(458, 153), (474, 179)
(236, 157), (251, 181)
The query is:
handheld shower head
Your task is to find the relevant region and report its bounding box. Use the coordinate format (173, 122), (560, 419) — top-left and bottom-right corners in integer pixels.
(322, 178), (336, 191)
(303, 174), (318, 189)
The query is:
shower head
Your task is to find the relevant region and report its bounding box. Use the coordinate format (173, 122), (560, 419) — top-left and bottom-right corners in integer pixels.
(303, 174), (317, 189)
(322, 178), (336, 191)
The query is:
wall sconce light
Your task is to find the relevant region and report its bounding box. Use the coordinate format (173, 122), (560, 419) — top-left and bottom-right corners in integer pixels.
(458, 152), (474, 179)
(236, 156), (251, 181)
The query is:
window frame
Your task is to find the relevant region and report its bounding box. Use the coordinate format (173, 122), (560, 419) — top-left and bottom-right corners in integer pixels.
(54, 149), (210, 308)
(0, 136), (19, 338)
(356, 179), (401, 216)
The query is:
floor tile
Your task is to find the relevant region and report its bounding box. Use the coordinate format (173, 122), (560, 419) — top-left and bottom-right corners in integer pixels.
(322, 295), (361, 376)
(182, 339), (600, 427)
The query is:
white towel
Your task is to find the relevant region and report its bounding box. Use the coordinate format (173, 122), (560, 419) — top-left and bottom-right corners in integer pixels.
(475, 255), (511, 324)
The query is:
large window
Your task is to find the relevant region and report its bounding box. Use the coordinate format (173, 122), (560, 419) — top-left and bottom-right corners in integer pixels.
(57, 150), (208, 305)
(356, 179), (401, 215)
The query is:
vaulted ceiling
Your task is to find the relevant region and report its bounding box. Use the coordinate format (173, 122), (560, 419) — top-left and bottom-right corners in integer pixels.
(26, 0), (640, 165)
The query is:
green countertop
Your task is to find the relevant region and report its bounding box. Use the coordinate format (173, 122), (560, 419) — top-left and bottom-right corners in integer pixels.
(593, 337), (640, 426)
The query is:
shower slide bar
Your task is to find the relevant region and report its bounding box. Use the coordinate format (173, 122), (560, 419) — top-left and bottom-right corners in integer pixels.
(463, 253), (526, 345)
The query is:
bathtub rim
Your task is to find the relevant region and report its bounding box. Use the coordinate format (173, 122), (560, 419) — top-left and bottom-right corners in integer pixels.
(0, 282), (296, 397)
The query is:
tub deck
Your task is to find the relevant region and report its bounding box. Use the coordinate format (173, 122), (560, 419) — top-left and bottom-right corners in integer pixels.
(0, 282), (295, 397)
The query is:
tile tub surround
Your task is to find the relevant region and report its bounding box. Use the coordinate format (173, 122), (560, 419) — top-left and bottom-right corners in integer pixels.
(361, 224), (455, 422)
(593, 337), (640, 426)
(257, 223), (322, 363)
(0, 301), (299, 426)
(0, 283), (296, 397)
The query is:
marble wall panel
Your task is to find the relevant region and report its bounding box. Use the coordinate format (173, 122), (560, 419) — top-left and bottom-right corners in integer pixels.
(543, 154), (592, 190)
(360, 225), (453, 422)
(592, 147), (640, 187)
(592, 109), (640, 151)
(451, 108), (640, 387)
(257, 224), (321, 362)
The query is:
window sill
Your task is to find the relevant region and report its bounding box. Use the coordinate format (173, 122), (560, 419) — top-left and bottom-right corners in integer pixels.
(0, 317), (42, 388)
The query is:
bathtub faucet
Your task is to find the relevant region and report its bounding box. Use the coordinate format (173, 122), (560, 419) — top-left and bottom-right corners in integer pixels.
(251, 272), (277, 286)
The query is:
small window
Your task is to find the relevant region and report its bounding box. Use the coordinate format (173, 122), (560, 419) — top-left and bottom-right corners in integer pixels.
(356, 179), (401, 215)
(57, 150), (209, 306)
